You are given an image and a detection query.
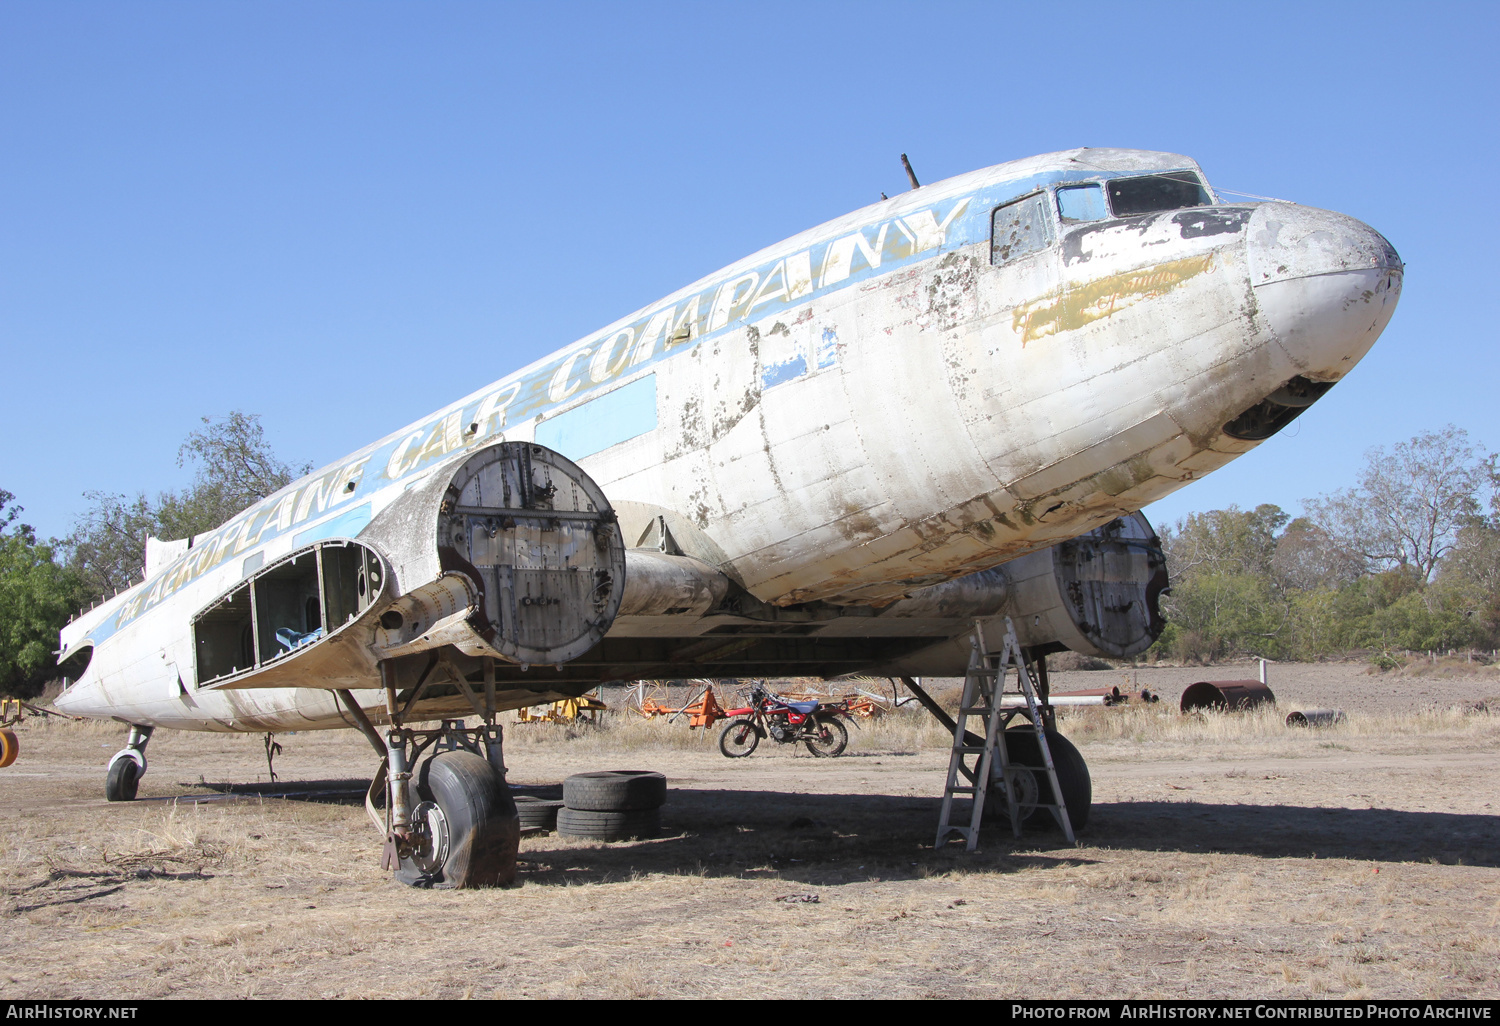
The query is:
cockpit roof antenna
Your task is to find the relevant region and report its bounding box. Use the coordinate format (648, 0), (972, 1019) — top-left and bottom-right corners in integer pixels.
(901, 153), (920, 191)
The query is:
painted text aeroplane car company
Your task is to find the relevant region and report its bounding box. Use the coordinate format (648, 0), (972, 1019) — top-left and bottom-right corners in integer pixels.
(51, 149), (1402, 885)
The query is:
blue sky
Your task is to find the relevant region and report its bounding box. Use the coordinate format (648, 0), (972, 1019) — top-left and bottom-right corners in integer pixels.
(2, 1), (1496, 542)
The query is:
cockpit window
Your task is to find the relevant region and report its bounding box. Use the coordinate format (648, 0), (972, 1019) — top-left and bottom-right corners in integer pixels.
(991, 193), (1054, 265)
(1056, 183), (1107, 223)
(1107, 171), (1212, 216)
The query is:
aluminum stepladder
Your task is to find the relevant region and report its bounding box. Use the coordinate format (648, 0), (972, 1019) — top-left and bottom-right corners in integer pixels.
(934, 616), (1076, 851)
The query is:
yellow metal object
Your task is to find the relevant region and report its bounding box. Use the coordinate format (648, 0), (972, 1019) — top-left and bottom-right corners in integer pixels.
(0, 727), (17, 768)
(516, 695), (607, 724)
(0, 698), (79, 726)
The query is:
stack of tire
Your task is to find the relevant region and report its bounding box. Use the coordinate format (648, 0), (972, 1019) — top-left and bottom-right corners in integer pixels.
(512, 793), (565, 832)
(557, 770), (666, 841)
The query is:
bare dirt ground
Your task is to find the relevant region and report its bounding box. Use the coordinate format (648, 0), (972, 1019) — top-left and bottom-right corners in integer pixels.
(1, 662), (1497, 1000)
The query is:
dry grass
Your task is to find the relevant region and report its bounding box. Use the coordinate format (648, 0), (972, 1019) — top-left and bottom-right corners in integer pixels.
(497, 697), (1500, 763)
(1060, 700), (1500, 746)
(2, 667), (1497, 999)
(505, 713), (719, 752)
(18, 714), (128, 738)
(850, 708), (955, 751)
(501, 703), (955, 756)
(1372, 654), (1500, 679)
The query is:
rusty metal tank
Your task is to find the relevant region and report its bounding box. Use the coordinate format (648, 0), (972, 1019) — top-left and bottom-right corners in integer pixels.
(1179, 679), (1275, 712)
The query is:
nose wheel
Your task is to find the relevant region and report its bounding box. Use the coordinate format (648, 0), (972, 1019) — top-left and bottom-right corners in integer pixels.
(105, 725), (153, 802)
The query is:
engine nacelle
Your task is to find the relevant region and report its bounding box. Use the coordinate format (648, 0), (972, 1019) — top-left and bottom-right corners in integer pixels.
(998, 512), (1167, 659)
(365, 441), (626, 667)
(873, 512), (1167, 671)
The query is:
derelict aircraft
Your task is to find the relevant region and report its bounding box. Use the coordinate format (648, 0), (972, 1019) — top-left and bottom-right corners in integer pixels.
(48, 148), (1402, 886)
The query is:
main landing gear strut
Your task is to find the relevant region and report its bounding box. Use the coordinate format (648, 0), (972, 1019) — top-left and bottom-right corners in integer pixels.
(105, 724), (154, 802)
(339, 657), (521, 889)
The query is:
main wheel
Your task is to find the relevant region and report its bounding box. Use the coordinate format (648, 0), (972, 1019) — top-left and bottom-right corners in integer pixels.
(803, 715), (848, 757)
(718, 718), (760, 757)
(396, 751), (520, 888)
(991, 728), (1092, 832)
(105, 758), (139, 802)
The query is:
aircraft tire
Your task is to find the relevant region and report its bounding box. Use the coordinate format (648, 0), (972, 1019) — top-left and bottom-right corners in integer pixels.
(397, 751), (519, 889)
(513, 796), (564, 830)
(562, 770), (667, 811)
(991, 728), (1092, 833)
(105, 758), (139, 802)
(1044, 731), (1092, 832)
(556, 807), (661, 841)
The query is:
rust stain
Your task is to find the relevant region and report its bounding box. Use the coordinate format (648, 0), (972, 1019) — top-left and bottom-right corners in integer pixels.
(1012, 252), (1216, 346)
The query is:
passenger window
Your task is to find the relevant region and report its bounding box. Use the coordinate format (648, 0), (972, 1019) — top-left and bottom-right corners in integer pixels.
(1057, 184), (1107, 223)
(1107, 172), (1211, 216)
(991, 193), (1054, 265)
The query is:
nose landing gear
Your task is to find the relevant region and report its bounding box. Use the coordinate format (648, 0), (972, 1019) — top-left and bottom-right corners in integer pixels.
(105, 725), (154, 802)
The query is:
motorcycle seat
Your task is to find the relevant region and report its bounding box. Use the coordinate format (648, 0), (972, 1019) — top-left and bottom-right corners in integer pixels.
(785, 700), (820, 714)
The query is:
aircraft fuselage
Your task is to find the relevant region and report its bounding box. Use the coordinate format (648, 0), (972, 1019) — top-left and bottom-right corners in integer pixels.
(54, 147), (1402, 732)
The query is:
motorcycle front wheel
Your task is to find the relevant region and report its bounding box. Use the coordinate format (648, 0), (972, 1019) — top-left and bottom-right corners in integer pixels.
(803, 715), (848, 757)
(718, 718), (761, 758)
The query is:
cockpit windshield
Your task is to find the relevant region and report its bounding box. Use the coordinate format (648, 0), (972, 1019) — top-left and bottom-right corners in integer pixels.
(1107, 171), (1212, 216)
(1057, 183), (1108, 223)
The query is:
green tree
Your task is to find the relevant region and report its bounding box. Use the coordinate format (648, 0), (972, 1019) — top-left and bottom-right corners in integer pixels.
(1167, 503), (1287, 579)
(172, 411), (310, 531)
(1431, 511), (1500, 649)
(1272, 516), (1364, 592)
(0, 490), (83, 697)
(65, 491), (161, 600)
(1303, 426), (1495, 583)
(1156, 504), (1293, 661)
(64, 412), (309, 603)
(1150, 429), (1500, 663)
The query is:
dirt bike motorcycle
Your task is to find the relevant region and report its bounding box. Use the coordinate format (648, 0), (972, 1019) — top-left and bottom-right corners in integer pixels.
(718, 685), (849, 758)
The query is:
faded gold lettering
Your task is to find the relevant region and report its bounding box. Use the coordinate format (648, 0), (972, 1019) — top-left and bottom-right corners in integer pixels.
(1012, 252), (1217, 346)
(386, 430), (422, 479)
(708, 272), (759, 331)
(469, 385), (519, 441)
(546, 346), (593, 402)
(590, 330), (635, 382)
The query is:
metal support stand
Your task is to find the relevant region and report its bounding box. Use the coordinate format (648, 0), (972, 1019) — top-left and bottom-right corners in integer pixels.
(935, 617), (1075, 851)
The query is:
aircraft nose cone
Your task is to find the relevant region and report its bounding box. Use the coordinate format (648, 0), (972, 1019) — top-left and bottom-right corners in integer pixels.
(1248, 203), (1403, 379)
